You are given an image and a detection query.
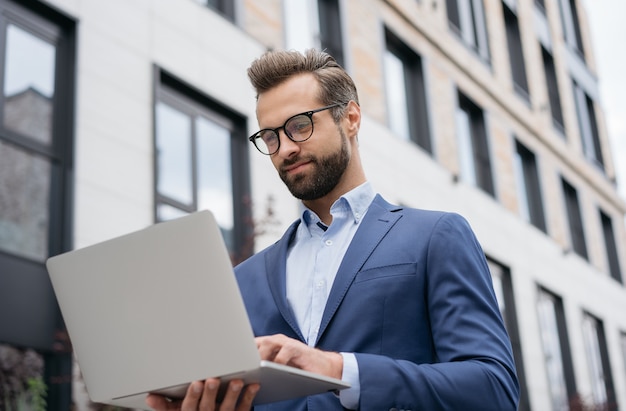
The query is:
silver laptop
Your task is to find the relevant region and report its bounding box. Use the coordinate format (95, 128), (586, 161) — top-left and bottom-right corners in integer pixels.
(46, 210), (349, 410)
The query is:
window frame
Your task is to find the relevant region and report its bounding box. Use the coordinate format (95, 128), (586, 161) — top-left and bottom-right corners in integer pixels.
(514, 139), (547, 232)
(195, 0), (236, 23)
(599, 209), (622, 284)
(455, 91), (495, 196)
(541, 46), (565, 134)
(384, 28), (432, 154)
(446, 0), (491, 64)
(317, 0), (345, 67)
(561, 177), (588, 260)
(573, 80), (604, 171)
(581, 311), (617, 409)
(536, 287), (578, 410)
(558, 0), (585, 60)
(487, 258), (530, 411)
(153, 69), (253, 262)
(283, 0), (345, 67)
(502, 2), (529, 101)
(0, 0), (76, 409)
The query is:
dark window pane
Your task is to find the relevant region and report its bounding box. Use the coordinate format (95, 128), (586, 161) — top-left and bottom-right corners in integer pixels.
(317, 0), (344, 67)
(599, 210), (622, 283)
(537, 288), (577, 409)
(0, 140), (50, 261)
(582, 313), (616, 409)
(456, 92), (493, 196)
(446, 0), (490, 62)
(502, 4), (529, 99)
(196, 115), (234, 250)
(561, 178), (587, 259)
(154, 72), (251, 259)
(541, 47), (564, 133)
(3, 24), (55, 145)
(155, 101), (193, 206)
(514, 140), (546, 232)
(384, 29), (431, 153)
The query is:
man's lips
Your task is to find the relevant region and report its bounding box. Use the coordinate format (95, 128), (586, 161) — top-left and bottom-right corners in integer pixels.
(282, 160), (311, 174)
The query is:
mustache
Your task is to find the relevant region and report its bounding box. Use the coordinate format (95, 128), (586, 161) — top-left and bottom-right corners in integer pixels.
(279, 155), (316, 171)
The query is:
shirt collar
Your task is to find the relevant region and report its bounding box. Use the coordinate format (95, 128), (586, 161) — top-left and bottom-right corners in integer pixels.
(300, 181), (375, 230)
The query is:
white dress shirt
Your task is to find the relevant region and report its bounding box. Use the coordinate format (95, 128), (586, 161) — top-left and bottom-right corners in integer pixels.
(286, 182), (375, 409)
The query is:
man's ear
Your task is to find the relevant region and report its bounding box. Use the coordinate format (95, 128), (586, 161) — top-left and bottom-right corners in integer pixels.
(345, 100), (361, 137)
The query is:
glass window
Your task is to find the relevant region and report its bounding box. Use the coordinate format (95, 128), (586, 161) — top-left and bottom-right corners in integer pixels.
(193, 0), (235, 23)
(573, 81), (604, 170)
(0, 141), (51, 261)
(196, 115), (234, 242)
(0, 2), (75, 407)
(581, 313), (616, 409)
(284, 0), (344, 66)
(537, 288), (577, 411)
(621, 332), (626, 387)
(155, 101), (193, 207)
(561, 177), (588, 259)
(541, 47), (565, 133)
(317, 0), (344, 67)
(502, 3), (529, 100)
(455, 91), (494, 196)
(0, 5), (67, 264)
(3, 24), (55, 145)
(599, 209), (622, 283)
(514, 140), (546, 232)
(446, 0), (490, 63)
(558, 0), (585, 59)
(535, 0), (546, 13)
(384, 29), (431, 153)
(487, 259), (530, 411)
(154, 74), (250, 256)
(384, 50), (410, 140)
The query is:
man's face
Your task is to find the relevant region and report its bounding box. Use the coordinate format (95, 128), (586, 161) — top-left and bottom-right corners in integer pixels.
(255, 74), (350, 201)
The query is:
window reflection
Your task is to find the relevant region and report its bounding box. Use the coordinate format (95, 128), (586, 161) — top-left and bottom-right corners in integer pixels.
(455, 106), (475, 185)
(197, 116), (234, 250)
(0, 141), (50, 261)
(155, 102), (193, 206)
(582, 314), (608, 407)
(384, 50), (410, 141)
(537, 290), (569, 411)
(3, 24), (55, 145)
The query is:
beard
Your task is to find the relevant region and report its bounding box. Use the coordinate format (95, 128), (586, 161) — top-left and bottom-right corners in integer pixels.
(278, 129), (350, 201)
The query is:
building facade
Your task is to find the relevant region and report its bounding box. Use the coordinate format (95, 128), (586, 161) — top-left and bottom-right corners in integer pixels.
(0, 0), (624, 410)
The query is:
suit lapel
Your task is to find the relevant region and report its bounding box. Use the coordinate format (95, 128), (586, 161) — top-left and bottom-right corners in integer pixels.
(264, 221), (306, 341)
(316, 196), (402, 344)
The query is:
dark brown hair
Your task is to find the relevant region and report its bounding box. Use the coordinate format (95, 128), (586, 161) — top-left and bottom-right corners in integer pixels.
(247, 49), (359, 122)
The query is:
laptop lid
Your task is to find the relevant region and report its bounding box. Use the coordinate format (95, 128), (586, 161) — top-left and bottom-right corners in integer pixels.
(46, 211), (348, 409)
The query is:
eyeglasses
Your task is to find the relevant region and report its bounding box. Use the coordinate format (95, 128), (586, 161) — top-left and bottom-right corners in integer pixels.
(248, 103), (342, 155)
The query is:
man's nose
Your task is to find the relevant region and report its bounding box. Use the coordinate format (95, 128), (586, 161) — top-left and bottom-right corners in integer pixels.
(276, 129), (300, 157)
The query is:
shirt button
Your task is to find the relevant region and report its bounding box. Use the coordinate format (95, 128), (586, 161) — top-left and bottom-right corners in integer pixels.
(325, 240), (333, 246)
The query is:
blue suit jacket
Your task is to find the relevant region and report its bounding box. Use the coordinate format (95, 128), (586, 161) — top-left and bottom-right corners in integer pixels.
(235, 195), (519, 411)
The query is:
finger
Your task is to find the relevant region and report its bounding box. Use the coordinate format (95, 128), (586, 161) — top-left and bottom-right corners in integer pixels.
(256, 334), (287, 361)
(180, 380), (204, 411)
(145, 393), (180, 411)
(236, 384), (260, 411)
(218, 380), (243, 410)
(198, 378), (220, 410)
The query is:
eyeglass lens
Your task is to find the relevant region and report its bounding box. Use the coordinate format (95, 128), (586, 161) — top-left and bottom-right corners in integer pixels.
(255, 113), (314, 154)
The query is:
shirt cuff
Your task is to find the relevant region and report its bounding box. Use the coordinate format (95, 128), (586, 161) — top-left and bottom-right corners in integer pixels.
(338, 352), (360, 410)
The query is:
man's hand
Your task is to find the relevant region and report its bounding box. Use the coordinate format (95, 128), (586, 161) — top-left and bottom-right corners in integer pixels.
(256, 334), (343, 380)
(145, 378), (259, 411)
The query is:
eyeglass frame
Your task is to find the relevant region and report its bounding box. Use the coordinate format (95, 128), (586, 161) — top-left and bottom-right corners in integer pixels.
(248, 103), (344, 155)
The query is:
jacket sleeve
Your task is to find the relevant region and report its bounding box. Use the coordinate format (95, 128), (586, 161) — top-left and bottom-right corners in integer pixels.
(354, 213), (519, 411)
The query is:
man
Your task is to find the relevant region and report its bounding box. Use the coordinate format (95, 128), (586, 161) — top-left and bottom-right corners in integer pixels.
(147, 49), (519, 411)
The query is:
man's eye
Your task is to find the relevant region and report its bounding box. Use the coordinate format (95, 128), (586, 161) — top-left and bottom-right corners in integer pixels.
(259, 131), (277, 143)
